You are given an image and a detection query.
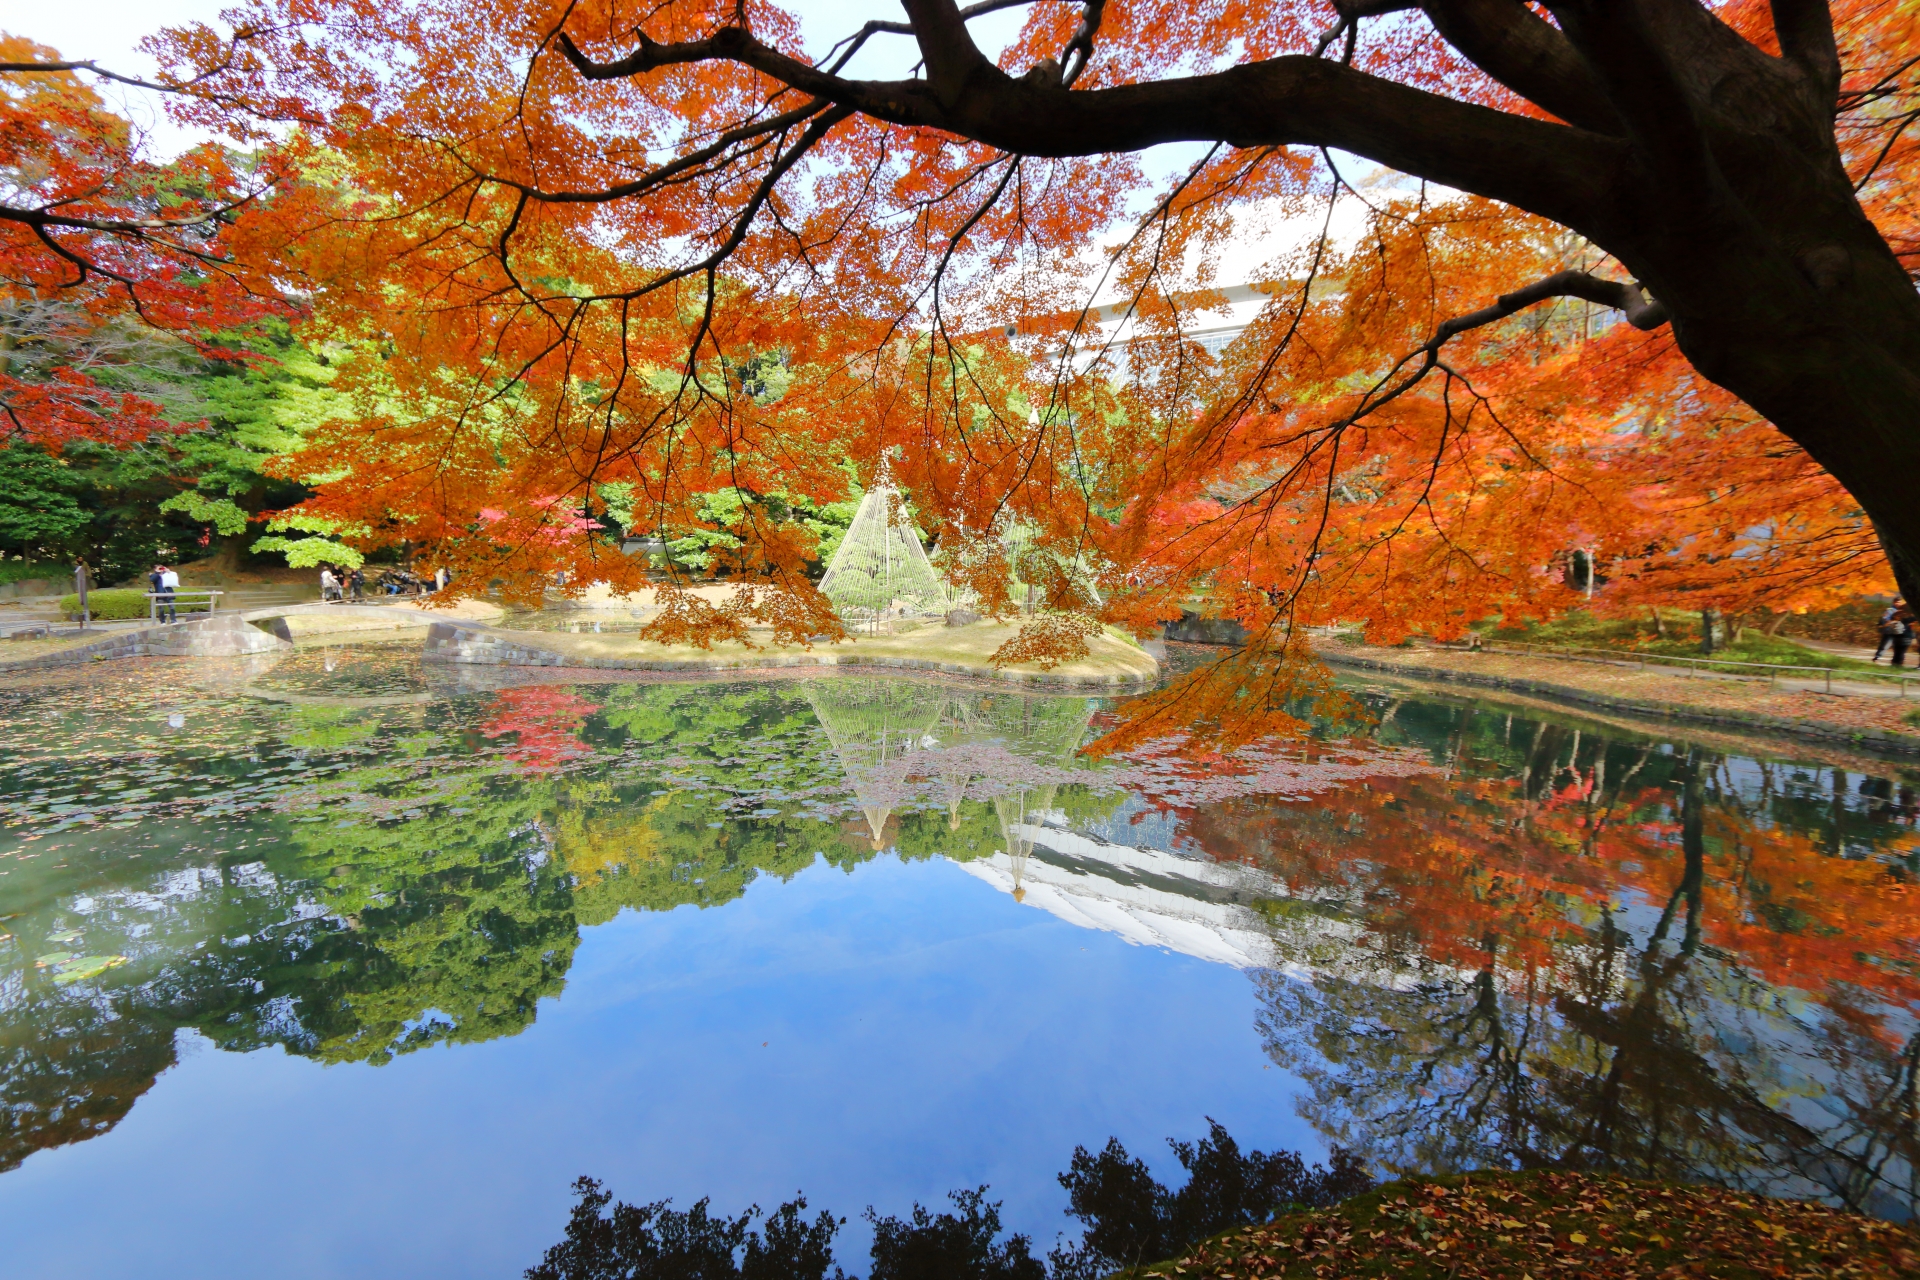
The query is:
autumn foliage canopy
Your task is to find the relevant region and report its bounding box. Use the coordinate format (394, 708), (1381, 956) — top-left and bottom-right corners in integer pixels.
(3, 1), (1916, 660)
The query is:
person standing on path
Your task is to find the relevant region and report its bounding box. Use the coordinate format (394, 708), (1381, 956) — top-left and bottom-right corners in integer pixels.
(1875, 598), (1905, 662)
(319, 566), (340, 602)
(155, 564), (179, 623)
(1893, 602), (1916, 669)
(348, 566), (364, 601)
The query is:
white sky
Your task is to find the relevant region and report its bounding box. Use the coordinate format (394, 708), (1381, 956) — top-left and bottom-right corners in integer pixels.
(0, 0), (1023, 150)
(1, 0), (1291, 283)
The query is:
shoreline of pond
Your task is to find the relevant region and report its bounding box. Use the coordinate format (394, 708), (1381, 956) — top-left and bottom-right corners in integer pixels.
(1320, 642), (1920, 757)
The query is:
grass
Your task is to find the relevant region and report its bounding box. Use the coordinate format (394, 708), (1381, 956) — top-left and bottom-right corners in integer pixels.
(1483, 611), (1885, 675)
(1121, 1170), (1918, 1279)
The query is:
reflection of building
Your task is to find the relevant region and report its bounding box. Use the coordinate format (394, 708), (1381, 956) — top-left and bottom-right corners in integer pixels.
(959, 822), (1280, 968)
(958, 799), (1436, 990)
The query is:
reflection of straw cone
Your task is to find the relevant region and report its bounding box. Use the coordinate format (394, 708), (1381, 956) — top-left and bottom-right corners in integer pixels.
(864, 805), (890, 850)
(994, 846), (1029, 902)
(941, 770), (971, 831)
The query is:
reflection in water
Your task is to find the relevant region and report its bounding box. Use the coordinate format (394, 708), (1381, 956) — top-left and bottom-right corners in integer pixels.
(1201, 710), (1920, 1219)
(803, 682), (1094, 899)
(0, 654), (1917, 1229)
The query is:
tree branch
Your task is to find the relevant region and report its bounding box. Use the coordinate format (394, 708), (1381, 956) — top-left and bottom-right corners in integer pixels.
(557, 22), (1624, 236)
(1312, 269), (1670, 449)
(1315, 0), (1417, 62)
(1432, 268), (1669, 344)
(1421, 0), (1624, 134)
(898, 0), (1002, 107)
(1769, 0), (1841, 108)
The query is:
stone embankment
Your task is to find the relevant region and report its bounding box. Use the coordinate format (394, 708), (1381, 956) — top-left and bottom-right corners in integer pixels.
(0, 614), (292, 672)
(422, 619), (1159, 688)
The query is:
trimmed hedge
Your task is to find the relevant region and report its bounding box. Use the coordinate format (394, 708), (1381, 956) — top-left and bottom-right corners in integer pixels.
(58, 589), (172, 620)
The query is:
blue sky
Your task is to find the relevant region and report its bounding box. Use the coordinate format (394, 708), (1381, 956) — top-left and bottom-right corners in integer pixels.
(0, 853), (1320, 1279)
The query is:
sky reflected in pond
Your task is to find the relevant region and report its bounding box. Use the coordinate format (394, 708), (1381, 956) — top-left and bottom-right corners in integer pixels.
(1, 642), (1917, 1276)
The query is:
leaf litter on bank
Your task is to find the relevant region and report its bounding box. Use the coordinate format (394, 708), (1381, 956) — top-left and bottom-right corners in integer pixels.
(1120, 1172), (1920, 1279)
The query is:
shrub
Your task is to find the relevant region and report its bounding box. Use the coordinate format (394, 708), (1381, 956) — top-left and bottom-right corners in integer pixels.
(59, 589), (157, 620)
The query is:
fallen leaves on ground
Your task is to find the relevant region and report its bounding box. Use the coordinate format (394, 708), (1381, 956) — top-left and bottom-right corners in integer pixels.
(1124, 1172), (1919, 1279)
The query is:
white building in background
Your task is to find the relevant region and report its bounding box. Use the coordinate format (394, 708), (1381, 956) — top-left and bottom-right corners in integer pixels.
(1005, 187), (1382, 373)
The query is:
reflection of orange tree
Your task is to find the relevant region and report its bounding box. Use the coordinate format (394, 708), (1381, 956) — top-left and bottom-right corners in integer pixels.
(1196, 745), (1920, 1215)
(481, 688), (602, 772)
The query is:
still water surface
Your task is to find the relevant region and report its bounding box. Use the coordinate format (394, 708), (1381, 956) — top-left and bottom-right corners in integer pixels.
(0, 643), (1916, 1276)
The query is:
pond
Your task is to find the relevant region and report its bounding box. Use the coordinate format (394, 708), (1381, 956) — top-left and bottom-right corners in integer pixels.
(0, 641), (1917, 1277)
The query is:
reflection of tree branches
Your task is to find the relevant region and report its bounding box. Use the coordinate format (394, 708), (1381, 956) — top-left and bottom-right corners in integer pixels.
(1248, 741), (1919, 1215)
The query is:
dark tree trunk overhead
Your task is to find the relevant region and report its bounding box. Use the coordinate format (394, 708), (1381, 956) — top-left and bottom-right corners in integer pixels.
(558, 0), (1920, 602)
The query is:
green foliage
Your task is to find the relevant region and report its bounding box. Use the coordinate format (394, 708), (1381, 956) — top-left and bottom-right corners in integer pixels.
(250, 534), (364, 568)
(0, 447), (92, 553)
(56, 588), (151, 619)
(656, 486), (860, 575)
(251, 508), (371, 568)
(0, 559), (64, 585)
(157, 491), (250, 536)
(818, 485), (949, 622)
(0, 323), (352, 580)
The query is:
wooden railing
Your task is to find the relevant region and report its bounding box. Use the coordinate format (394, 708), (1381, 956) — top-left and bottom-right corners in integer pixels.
(146, 590), (223, 622)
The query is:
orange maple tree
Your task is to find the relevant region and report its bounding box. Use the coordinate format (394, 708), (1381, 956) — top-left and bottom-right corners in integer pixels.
(12, 1), (1912, 663)
(0, 41), (294, 447)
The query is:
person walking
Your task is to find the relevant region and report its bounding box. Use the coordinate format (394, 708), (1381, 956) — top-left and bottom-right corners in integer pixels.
(348, 566), (364, 601)
(1894, 602), (1916, 669)
(1875, 598), (1906, 662)
(156, 564), (179, 623)
(319, 565), (340, 603)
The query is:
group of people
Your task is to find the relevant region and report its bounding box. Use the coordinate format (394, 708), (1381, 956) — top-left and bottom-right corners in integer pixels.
(318, 565), (365, 602)
(319, 564), (452, 602)
(147, 563), (181, 622)
(1874, 597), (1915, 665)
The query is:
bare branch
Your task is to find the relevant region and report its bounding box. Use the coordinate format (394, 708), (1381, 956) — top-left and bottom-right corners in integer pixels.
(1058, 1), (1108, 87)
(1315, 0), (1418, 62)
(0, 58), (194, 94)
(1431, 268), (1669, 344)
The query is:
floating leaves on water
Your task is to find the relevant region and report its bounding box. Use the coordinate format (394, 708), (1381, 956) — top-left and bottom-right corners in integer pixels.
(35, 951), (128, 983)
(46, 928), (80, 944)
